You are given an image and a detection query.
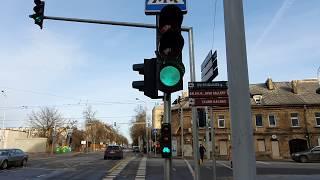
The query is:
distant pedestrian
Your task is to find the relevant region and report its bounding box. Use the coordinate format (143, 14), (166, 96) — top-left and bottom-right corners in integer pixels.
(199, 144), (206, 164)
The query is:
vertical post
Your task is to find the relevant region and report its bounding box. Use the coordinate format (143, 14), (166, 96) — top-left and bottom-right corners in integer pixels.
(188, 27), (200, 180)
(210, 107), (217, 180)
(164, 93), (172, 180)
(223, 0), (256, 180)
(180, 101), (184, 158)
(155, 132), (157, 157)
(205, 107), (210, 160)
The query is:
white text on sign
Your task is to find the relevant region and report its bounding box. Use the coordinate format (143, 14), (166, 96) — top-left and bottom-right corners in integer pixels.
(147, 0), (184, 5)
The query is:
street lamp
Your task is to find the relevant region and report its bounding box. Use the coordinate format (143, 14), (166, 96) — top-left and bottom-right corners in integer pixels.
(316, 66), (320, 94)
(135, 98), (150, 154)
(1, 90), (7, 149)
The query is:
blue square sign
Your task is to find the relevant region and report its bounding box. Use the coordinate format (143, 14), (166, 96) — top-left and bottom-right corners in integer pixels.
(145, 0), (187, 15)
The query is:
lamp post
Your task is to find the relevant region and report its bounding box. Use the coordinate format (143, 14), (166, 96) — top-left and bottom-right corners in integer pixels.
(136, 98), (149, 154)
(317, 66), (320, 94)
(1, 90), (6, 149)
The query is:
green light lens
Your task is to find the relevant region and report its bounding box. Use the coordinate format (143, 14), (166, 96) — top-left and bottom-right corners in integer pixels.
(35, 16), (42, 22)
(162, 147), (171, 153)
(160, 66), (180, 87)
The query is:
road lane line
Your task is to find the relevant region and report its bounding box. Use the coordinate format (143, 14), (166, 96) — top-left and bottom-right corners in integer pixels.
(135, 157), (147, 180)
(184, 159), (195, 180)
(257, 161), (270, 165)
(104, 157), (135, 179)
(217, 161), (233, 170)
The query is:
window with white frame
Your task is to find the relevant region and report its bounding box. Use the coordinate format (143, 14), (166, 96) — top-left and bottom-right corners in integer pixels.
(218, 115), (225, 128)
(268, 114), (276, 127)
(315, 112), (320, 127)
(290, 113), (300, 127)
(255, 114), (263, 127)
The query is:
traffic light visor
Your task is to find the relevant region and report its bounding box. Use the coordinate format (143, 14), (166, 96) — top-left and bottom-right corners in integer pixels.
(160, 66), (180, 87)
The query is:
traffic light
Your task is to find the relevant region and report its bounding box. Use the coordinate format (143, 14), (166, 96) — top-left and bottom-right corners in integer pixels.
(132, 58), (159, 99)
(30, 0), (45, 29)
(160, 123), (172, 158)
(198, 109), (206, 127)
(157, 5), (185, 94)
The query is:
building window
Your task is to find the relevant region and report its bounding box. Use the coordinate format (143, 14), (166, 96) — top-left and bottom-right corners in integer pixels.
(315, 112), (320, 127)
(218, 115), (225, 128)
(268, 114), (276, 127)
(290, 113), (300, 127)
(257, 140), (266, 152)
(255, 114), (263, 127)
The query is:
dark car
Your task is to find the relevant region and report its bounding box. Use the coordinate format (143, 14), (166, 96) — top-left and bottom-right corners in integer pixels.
(0, 149), (28, 169)
(291, 146), (320, 163)
(104, 145), (123, 160)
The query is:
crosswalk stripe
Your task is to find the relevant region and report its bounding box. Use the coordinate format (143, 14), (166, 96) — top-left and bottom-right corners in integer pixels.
(104, 156), (136, 179)
(135, 157), (147, 180)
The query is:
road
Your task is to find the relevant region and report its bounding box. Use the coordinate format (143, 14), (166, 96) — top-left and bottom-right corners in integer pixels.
(1, 152), (320, 180)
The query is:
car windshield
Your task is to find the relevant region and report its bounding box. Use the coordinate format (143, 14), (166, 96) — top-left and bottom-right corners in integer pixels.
(0, 150), (9, 156)
(107, 146), (120, 151)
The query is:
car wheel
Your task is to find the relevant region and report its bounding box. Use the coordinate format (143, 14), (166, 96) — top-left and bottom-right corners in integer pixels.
(1, 160), (8, 169)
(300, 156), (308, 163)
(21, 159), (27, 167)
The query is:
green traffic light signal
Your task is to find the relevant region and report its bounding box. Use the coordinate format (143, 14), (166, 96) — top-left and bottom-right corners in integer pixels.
(162, 147), (171, 153)
(160, 66), (180, 87)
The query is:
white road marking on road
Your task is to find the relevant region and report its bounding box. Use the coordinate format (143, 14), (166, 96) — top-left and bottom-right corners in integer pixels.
(135, 157), (147, 180)
(184, 159), (195, 180)
(103, 157), (135, 180)
(257, 161), (270, 165)
(217, 161), (233, 170)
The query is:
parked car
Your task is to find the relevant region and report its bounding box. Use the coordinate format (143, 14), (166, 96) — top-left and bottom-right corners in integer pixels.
(291, 146), (320, 163)
(104, 145), (123, 160)
(0, 149), (28, 169)
(132, 146), (140, 153)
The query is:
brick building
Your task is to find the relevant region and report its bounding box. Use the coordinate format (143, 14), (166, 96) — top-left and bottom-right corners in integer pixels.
(168, 78), (320, 160)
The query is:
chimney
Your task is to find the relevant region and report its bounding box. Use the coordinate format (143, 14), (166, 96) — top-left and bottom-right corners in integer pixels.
(292, 80), (299, 94)
(266, 78), (274, 90)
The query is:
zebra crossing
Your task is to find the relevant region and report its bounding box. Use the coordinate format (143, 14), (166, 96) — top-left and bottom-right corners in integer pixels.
(103, 157), (136, 180)
(102, 156), (147, 180)
(135, 157), (147, 180)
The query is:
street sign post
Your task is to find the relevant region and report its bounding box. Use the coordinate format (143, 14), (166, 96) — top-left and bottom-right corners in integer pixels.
(145, 0), (187, 15)
(201, 50), (218, 82)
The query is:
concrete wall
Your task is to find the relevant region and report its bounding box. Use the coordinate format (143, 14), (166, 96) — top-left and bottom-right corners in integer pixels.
(0, 129), (47, 152)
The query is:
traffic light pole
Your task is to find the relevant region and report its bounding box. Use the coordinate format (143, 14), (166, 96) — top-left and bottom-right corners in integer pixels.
(37, 15), (198, 180)
(163, 93), (172, 180)
(223, 0), (256, 180)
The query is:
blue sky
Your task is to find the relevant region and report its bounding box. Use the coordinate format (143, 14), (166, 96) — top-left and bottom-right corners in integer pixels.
(0, 0), (319, 143)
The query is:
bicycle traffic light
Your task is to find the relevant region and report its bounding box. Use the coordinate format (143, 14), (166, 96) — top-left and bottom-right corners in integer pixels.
(160, 123), (172, 158)
(157, 5), (185, 94)
(132, 58), (159, 99)
(29, 0), (45, 29)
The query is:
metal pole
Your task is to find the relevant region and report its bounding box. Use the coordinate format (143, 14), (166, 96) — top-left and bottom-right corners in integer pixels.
(210, 107), (217, 180)
(205, 107), (210, 160)
(180, 101), (184, 158)
(44, 16), (190, 32)
(155, 132), (157, 157)
(223, 1), (256, 180)
(164, 93), (172, 180)
(188, 27), (200, 180)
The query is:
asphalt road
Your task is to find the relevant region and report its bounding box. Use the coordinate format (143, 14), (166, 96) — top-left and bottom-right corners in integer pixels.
(1, 152), (320, 180)
(0, 151), (135, 180)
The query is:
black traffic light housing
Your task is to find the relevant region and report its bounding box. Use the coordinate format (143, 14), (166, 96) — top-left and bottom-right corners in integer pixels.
(160, 123), (172, 158)
(132, 58), (160, 99)
(156, 5), (185, 94)
(29, 0), (45, 29)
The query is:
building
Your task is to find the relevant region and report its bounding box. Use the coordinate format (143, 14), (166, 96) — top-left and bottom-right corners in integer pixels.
(152, 104), (164, 129)
(168, 78), (320, 160)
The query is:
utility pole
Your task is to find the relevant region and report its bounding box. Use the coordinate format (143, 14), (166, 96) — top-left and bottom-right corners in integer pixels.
(178, 95), (184, 158)
(223, 0), (256, 179)
(210, 107), (217, 180)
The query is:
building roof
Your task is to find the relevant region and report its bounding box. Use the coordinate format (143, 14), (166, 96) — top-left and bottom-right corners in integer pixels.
(250, 79), (320, 106)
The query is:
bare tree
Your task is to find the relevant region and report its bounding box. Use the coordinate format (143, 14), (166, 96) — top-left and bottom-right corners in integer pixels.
(130, 105), (146, 146)
(28, 107), (65, 147)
